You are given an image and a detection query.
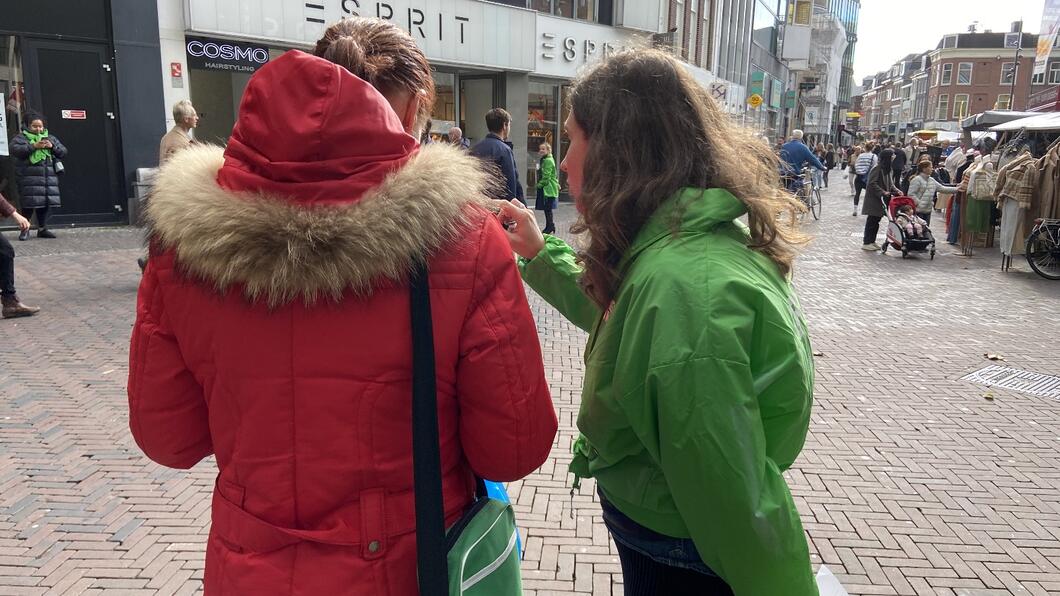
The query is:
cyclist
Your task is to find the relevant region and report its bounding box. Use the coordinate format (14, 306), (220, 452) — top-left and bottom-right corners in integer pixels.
(779, 130), (826, 193)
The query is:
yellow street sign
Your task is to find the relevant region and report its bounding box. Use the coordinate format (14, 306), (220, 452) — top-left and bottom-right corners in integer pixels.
(748, 93), (764, 108)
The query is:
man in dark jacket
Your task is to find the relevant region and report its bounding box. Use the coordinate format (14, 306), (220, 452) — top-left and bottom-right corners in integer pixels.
(470, 108), (525, 204)
(892, 141), (908, 191)
(0, 193), (40, 318)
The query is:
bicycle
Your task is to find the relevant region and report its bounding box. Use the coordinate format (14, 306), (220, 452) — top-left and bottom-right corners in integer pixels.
(1025, 218), (1060, 280)
(783, 167), (822, 221)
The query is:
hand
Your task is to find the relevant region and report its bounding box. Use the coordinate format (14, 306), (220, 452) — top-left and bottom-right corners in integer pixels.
(42, 140), (53, 149)
(32, 141), (48, 149)
(13, 212), (30, 232)
(492, 199), (545, 260)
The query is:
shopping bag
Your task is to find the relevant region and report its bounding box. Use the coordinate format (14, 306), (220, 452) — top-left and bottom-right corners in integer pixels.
(816, 565), (850, 596)
(483, 480), (523, 557)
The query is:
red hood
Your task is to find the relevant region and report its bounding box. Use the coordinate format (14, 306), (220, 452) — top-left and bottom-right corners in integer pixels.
(216, 50), (418, 206)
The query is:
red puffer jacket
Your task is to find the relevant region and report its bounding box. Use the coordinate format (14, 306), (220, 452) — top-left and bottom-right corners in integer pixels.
(127, 51), (557, 595)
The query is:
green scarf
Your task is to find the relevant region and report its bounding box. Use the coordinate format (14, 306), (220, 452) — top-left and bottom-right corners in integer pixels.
(22, 129), (52, 165)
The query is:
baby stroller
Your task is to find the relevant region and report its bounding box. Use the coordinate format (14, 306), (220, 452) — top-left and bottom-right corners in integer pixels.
(881, 196), (936, 259)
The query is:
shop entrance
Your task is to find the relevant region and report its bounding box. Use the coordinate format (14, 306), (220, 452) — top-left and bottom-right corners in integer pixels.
(428, 70), (500, 147)
(1, 36), (124, 224)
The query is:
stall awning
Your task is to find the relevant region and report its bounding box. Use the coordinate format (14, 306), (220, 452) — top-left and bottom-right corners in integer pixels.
(960, 110), (1039, 131)
(989, 112), (1060, 132)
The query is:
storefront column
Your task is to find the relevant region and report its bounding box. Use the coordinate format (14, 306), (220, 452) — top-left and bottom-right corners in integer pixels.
(505, 72), (530, 197)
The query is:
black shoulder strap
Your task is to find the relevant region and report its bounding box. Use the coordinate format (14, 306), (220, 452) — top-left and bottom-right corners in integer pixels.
(410, 262), (448, 596)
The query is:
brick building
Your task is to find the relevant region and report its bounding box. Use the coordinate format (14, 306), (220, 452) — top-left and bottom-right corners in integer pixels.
(925, 31), (1053, 131)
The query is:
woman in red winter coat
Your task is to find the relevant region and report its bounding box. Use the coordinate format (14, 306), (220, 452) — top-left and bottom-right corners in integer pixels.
(127, 18), (558, 595)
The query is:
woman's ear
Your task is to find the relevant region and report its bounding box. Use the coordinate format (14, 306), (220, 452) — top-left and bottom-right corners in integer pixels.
(402, 96), (421, 137)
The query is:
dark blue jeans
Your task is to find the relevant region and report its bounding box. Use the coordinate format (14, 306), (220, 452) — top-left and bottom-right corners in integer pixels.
(599, 491), (734, 596)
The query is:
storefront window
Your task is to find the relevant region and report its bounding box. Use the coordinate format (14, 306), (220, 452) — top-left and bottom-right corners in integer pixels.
(431, 71), (456, 141)
(576, 0), (595, 20)
(532, 0), (553, 12)
(555, 0), (574, 18)
(0, 36), (26, 204)
(527, 82), (560, 194)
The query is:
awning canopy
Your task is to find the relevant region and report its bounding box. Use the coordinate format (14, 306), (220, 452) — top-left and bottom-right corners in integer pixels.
(989, 112), (1060, 132)
(961, 110), (1039, 131)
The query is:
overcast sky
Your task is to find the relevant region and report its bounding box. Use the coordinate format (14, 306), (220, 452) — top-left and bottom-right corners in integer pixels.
(853, 0), (1047, 81)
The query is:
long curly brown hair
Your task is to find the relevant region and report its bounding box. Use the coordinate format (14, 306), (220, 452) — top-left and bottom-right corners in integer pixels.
(568, 49), (807, 309)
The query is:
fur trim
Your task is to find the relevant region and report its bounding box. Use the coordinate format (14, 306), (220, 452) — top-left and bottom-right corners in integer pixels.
(146, 143), (491, 307)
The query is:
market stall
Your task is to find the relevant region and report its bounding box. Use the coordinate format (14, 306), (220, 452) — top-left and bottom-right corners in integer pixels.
(987, 113), (1060, 268)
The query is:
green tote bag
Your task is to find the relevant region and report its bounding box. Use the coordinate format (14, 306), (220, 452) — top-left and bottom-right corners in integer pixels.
(409, 262), (522, 596)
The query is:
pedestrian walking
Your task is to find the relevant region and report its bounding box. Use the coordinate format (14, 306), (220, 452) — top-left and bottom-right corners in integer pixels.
(128, 17), (558, 596)
(9, 114), (66, 240)
(495, 48), (817, 596)
(0, 192), (40, 318)
(535, 142), (558, 234)
(846, 145), (860, 194)
(853, 143), (878, 215)
(159, 100), (198, 165)
(470, 108), (525, 204)
(824, 143), (836, 188)
(862, 148), (901, 251)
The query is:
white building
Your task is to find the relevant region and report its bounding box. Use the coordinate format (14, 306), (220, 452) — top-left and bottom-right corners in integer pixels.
(157, 0), (744, 199)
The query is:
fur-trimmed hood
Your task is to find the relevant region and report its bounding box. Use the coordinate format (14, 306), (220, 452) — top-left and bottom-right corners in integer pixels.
(146, 143), (491, 306)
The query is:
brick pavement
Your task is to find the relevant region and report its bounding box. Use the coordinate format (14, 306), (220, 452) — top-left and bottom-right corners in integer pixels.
(1, 179), (1059, 595)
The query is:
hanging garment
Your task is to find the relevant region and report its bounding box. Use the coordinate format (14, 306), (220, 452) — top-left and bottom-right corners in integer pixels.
(996, 151), (1037, 256)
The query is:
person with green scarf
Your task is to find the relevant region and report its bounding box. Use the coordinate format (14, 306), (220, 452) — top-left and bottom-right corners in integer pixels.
(10, 115), (67, 240)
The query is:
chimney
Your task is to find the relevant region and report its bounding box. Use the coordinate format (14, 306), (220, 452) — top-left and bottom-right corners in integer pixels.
(1012, 20), (1023, 33)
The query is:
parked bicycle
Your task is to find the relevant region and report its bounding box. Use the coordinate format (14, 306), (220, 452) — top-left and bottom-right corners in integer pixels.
(1026, 218), (1060, 280)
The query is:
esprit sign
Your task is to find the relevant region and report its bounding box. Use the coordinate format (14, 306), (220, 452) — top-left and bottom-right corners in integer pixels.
(534, 14), (643, 78)
(187, 0), (536, 72)
(185, 36), (271, 73)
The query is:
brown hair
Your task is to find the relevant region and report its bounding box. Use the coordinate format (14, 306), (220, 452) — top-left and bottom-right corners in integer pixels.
(313, 18), (435, 132)
(568, 48), (807, 309)
(918, 160), (933, 173)
(485, 108), (511, 134)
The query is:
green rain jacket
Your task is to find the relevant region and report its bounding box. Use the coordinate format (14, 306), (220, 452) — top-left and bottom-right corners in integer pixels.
(537, 154), (560, 198)
(520, 187), (818, 595)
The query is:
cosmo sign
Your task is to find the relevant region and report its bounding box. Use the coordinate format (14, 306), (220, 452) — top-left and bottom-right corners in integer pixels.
(187, 0), (536, 71)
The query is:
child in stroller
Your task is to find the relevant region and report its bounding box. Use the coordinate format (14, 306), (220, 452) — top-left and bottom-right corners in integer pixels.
(881, 196), (937, 259)
(896, 204), (928, 239)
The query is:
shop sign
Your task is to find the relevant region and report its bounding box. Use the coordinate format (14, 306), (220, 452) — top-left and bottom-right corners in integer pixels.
(0, 94), (7, 156)
(750, 71), (765, 96)
(186, 36), (271, 72)
(747, 94), (763, 109)
(770, 79), (783, 109)
(534, 14), (642, 78)
(187, 0), (535, 72)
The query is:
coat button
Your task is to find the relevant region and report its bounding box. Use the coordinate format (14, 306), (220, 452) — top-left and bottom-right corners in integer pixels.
(368, 540), (381, 553)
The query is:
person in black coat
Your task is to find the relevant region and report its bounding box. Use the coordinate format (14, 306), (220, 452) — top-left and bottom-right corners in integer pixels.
(469, 108), (525, 205)
(9, 114), (67, 240)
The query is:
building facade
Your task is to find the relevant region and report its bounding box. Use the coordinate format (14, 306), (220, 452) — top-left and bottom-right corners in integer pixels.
(925, 31), (1054, 131)
(1, 2), (165, 226)
(829, 0), (859, 144)
(158, 0), (742, 201)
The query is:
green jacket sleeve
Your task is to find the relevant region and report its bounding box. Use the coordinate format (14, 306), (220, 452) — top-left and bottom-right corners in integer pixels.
(643, 357), (818, 595)
(519, 235), (600, 333)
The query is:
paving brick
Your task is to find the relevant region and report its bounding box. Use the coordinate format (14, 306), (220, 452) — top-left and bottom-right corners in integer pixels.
(2, 180), (1060, 594)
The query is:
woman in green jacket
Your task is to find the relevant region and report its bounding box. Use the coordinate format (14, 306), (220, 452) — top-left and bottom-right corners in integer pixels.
(535, 141), (560, 234)
(495, 49), (819, 595)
